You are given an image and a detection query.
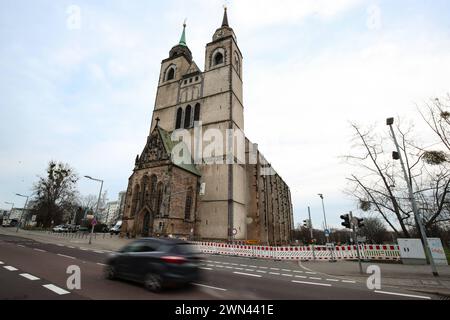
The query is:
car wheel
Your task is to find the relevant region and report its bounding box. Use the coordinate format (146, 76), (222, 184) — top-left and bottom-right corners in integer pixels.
(144, 273), (163, 292)
(104, 265), (116, 280)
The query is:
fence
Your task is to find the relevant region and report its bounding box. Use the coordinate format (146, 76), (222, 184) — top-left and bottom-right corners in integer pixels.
(195, 242), (401, 261)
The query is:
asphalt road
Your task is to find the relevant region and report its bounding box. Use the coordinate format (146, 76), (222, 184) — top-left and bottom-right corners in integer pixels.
(0, 233), (438, 300)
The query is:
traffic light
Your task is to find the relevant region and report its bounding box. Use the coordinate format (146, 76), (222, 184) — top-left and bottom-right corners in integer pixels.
(356, 217), (364, 228)
(303, 219), (311, 228)
(340, 214), (351, 229)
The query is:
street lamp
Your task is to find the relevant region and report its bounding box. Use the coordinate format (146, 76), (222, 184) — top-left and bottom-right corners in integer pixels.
(84, 175), (104, 245)
(15, 194), (29, 233)
(318, 193), (336, 262)
(387, 117), (438, 276)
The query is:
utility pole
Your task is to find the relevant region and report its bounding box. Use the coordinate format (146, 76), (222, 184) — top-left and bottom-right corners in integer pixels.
(15, 194), (29, 233)
(85, 176), (104, 245)
(387, 118), (438, 276)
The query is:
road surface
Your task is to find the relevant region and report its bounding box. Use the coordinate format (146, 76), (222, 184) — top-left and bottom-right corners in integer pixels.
(0, 233), (438, 300)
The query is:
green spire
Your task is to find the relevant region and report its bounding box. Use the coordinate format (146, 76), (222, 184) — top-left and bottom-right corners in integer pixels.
(179, 21), (187, 46)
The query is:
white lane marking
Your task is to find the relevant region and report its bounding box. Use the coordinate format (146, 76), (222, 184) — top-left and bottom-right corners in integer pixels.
(244, 269), (255, 272)
(269, 272), (280, 275)
(221, 262), (230, 265)
(94, 250), (104, 254)
(96, 263), (107, 266)
(0, 261), (4, 265)
(57, 254), (75, 260)
(305, 272), (317, 275)
(270, 268), (280, 270)
(230, 263), (238, 266)
(282, 274), (293, 277)
(17, 245), (25, 248)
(234, 267), (244, 270)
(200, 267), (213, 270)
(295, 275), (307, 279)
(80, 248), (89, 251)
(3, 266), (18, 271)
(256, 270), (267, 273)
(374, 290), (431, 300)
(282, 269), (291, 272)
(293, 270), (303, 273)
(68, 246), (75, 249)
(233, 271), (262, 278)
(249, 265), (257, 268)
(206, 264), (215, 267)
(34, 248), (46, 252)
(193, 283), (227, 291)
(309, 277), (322, 280)
(239, 264), (248, 267)
(292, 280), (332, 287)
(326, 279), (339, 282)
(20, 273), (40, 281)
(342, 280), (356, 283)
(225, 266), (233, 269)
(42, 284), (70, 295)
(259, 266), (268, 269)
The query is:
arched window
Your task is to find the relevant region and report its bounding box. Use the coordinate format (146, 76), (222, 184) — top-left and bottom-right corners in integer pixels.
(184, 187), (193, 220)
(214, 52), (224, 66)
(184, 105), (192, 128)
(175, 107), (183, 129)
(166, 66), (175, 81)
(150, 175), (157, 211)
(194, 103), (201, 122)
(131, 184), (140, 217)
(141, 175), (150, 206)
(155, 182), (164, 216)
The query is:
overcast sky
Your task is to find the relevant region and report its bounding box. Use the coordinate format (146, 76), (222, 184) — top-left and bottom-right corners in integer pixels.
(1, 0), (450, 230)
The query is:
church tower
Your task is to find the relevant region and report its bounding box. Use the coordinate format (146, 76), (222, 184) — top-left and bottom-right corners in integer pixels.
(122, 7), (294, 245)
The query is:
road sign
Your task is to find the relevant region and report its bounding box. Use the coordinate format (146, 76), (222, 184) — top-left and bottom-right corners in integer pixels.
(324, 229), (330, 236)
(91, 218), (97, 226)
(232, 228), (237, 235)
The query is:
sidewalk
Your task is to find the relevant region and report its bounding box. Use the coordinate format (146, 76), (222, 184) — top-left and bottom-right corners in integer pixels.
(300, 260), (450, 298)
(0, 227), (132, 252)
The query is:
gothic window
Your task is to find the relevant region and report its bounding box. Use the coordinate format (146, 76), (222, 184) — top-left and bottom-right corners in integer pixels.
(156, 182), (164, 216)
(175, 107), (183, 129)
(184, 187), (193, 220)
(184, 105), (192, 128)
(166, 65), (176, 81)
(234, 54), (240, 76)
(194, 103), (201, 122)
(150, 175), (157, 211)
(131, 184), (140, 217)
(214, 52), (224, 66)
(139, 176), (149, 209)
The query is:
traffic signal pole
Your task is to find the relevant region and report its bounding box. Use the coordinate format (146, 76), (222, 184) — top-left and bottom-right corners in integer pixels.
(308, 207), (316, 261)
(350, 211), (363, 275)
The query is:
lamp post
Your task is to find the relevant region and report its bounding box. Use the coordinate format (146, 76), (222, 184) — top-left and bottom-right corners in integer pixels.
(386, 117), (438, 276)
(318, 193), (336, 262)
(84, 175), (104, 245)
(15, 194), (29, 233)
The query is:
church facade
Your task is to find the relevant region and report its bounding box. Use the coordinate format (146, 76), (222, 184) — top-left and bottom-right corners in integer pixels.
(121, 9), (294, 245)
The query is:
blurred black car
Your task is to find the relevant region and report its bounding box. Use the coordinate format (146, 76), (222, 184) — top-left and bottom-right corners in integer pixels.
(104, 238), (203, 292)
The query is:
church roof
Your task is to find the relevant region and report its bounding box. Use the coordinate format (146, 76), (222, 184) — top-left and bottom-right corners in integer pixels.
(222, 7), (229, 27)
(156, 126), (201, 177)
(179, 22), (187, 47)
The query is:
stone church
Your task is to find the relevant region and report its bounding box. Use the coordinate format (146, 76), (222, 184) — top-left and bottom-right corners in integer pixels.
(121, 8), (294, 245)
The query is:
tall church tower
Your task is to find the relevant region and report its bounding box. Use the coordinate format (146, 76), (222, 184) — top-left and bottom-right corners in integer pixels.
(122, 8), (294, 245)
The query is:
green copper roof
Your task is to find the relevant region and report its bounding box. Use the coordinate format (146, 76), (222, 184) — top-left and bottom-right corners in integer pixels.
(179, 23), (187, 47)
(157, 126), (201, 177)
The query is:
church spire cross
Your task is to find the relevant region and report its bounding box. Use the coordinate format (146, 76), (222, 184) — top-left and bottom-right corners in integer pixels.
(222, 5), (229, 27)
(179, 19), (187, 46)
